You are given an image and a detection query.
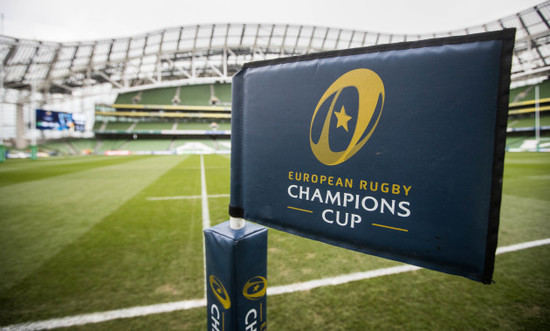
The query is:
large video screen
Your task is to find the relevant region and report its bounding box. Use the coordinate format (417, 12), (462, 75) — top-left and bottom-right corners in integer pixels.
(36, 109), (86, 132)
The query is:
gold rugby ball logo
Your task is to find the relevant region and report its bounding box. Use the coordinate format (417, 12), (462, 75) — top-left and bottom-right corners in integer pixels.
(209, 275), (231, 309)
(310, 68), (385, 165)
(242, 276), (267, 301)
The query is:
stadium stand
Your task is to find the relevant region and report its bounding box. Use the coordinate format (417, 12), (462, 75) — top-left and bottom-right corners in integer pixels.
(2, 3), (550, 155)
(133, 121), (175, 130)
(69, 139), (97, 154)
(95, 140), (130, 154)
(104, 121), (133, 131)
(506, 79), (550, 151)
(114, 84), (231, 106)
(508, 115), (550, 128)
(123, 139), (173, 152)
(38, 140), (74, 156)
(90, 82), (232, 154)
(510, 79), (550, 103)
(93, 121), (106, 131)
(33, 79), (550, 155)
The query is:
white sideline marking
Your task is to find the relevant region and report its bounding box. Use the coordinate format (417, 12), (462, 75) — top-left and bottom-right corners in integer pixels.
(3, 238), (549, 330)
(200, 155), (210, 230)
(495, 238), (550, 254)
(267, 264), (421, 296)
(0, 299), (206, 331)
(200, 155), (210, 300)
(147, 194), (229, 201)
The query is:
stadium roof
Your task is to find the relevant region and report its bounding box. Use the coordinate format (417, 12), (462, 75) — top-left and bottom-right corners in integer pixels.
(1, 2), (550, 103)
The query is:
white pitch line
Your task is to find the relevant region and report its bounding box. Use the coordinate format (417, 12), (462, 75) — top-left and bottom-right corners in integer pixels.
(495, 238), (550, 254)
(3, 238), (549, 331)
(267, 264), (421, 296)
(199, 155), (210, 300)
(0, 299), (206, 331)
(200, 155), (210, 230)
(146, 194), (229, 201)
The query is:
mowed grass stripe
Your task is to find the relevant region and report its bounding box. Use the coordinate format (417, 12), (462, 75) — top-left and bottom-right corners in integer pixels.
(0, 156), (205, 325)
(498, 152), (550, 246)
(0, 155), (152, 188)
(0, 156), (183, 292)
(0, 152), (548, 329)
(498, 194), (550, 246)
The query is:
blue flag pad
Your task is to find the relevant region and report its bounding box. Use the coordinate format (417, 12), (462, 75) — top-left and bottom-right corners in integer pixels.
(204, 221), (268, 331)
(229, 30), (515, 283)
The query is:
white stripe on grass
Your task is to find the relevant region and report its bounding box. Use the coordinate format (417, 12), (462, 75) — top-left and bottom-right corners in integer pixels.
(200, 155), (210, 230)
(267, 264), (421, 296)
(3, 238), (549, 331)
(0, 299), (206, 331)
(200, 155), (210, 299)
(496, 238), (550, 254)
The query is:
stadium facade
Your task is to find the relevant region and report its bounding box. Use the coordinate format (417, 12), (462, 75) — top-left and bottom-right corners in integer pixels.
(0, 2), (549, 150)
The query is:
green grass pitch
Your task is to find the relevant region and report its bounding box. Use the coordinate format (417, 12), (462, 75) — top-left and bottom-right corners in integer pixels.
(0, 152), (549, 329)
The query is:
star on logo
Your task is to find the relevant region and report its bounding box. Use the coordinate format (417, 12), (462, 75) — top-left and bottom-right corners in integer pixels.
(334, 105), (352, 132)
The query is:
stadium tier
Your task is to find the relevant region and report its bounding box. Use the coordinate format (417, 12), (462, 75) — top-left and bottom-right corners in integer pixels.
(91, 82), (231, 153)
(507, 80), (550, 150)
(1, 2), (550, 154)
(114, 84), (231, 106)
(506, 80), (550, 151)
(26, 78), (546, 156)
(85, 83), (232, 156)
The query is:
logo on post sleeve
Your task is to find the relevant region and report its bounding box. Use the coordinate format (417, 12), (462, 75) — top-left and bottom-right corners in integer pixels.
(242, 276), (267, 300)
(209, 274), (231, 309)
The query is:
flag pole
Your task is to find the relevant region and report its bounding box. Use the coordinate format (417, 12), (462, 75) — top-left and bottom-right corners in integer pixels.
(204, 219), (267, 330)
(229, 217), (246, 230)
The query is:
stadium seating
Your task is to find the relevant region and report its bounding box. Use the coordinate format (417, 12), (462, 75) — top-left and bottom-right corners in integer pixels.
(509, 80), (550, 103)
(123, 139), (173, 152)
(38, 141), (74, 156)
(93, 83), (232, 154)
(93, 121), (105, 131)
(85, 79), (550, 154)
(69, 139), (97, 154)
(36, 74), (548, 156)
(134, 121), (175, 131)
(114, 83), (231, 106)
(507, 113), (550, 129)
(104, 122), (132, 131)
(95, 140), (130, 154)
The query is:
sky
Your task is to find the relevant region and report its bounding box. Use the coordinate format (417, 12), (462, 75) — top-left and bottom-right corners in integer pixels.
(0, 0), (546, 42)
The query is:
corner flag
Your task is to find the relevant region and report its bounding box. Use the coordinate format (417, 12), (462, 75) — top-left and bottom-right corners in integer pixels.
(229, 29), (515, 283)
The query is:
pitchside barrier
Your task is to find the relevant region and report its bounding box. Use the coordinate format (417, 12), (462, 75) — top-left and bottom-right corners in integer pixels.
(206, 29), (515, 330)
